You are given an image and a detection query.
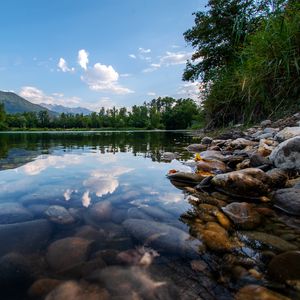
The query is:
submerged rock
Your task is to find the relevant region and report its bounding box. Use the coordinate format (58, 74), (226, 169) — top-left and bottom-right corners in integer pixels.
(270, 136), (300, 170)
(273, 188), (300, 216)
(0, 219), (52, 256)
(123, 218), (201, 256)
(0, 202), (33, 224)
(211, 168), (271, 198)
(222, 202), (261, 230)
(45, 205), (75, 225)
(46, 237), (94, 271)
(87, 201), (112, 223)
(268, 251), (300, 283)
(28, 278), (62, 299)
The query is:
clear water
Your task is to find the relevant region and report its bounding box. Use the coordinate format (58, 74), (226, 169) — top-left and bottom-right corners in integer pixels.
(0, 131), (232, 299)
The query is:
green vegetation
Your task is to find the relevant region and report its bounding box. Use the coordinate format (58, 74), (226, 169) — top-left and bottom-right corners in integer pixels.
(184, 0), (300, 127)
(1, 97), (201, 130)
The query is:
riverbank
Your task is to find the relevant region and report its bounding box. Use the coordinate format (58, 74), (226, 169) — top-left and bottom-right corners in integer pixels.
(167, 112), (300, 299)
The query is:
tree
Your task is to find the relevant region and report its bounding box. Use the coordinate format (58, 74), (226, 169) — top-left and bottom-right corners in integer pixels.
(0, 103), (7, 129)
(183, 0), (280, 83)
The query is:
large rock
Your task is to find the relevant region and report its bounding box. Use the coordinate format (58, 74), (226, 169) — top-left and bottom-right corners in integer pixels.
(230, 138), (255, 150)
(268, 251), (300, 283)
(211, 168), (271, 198)
(273, 188), (300, 216)
(0, 202), (33, 224)
(28, 278), (62, 299)
(161, 152), (178, 161)
(87, 201), (112, 223)
(186, 144), (207, 152)
(275, 127), (300, 142)
(123, 219), (201, 256)
(167, 171), (210, 185)
(222, 202), (261, 230)
(0, 219), (52, 256)
(46, 237), (94, 271)
(45, 205), (75, 225)
(270, 136), (300, 170)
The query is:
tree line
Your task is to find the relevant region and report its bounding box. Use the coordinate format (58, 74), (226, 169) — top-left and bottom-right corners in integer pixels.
(0, 97), (201, 130)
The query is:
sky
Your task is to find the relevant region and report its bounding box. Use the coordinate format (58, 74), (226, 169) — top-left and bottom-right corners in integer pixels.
(0, 0), (206, 111)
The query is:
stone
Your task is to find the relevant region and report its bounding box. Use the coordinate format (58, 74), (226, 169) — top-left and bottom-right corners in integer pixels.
(196, 159), (227, 174)
(46, 237), (94, 271)
(238, 231), (297, 252)
(201, 136), (213, 145)
(266, 168), (288, 188)
(123, 219), (201, 256)
(261, 119), (272, 127)
(230, 138), (255, 150)
(28, 278), (62, 299)
(45, 281), (109, 300)
(275, 127), (300, 142)
(235, 285), (290, 300)
(87, 201), (112, 223)
(45, 205), (75, 225)
(268, 251), (300, 283)
(199, 150), (226, 161)
(273, 188), (300, 216)
(161, 152), (178, 161)
(0, 219), (52, 256)
(26, 204), (48, 217)
(167, 171), (210, 185)
(186, 144), (207, 152)
(250, 153), (270, 167)
(139, 206), (174, 221)
(270, 136), (300, 170)
(0, 202), (33, 224)
(211, 168), (271, 198)
(222, 202), (261, 230)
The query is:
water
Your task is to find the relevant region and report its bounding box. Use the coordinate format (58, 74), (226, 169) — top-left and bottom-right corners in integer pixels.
(0, 131), (228, 300)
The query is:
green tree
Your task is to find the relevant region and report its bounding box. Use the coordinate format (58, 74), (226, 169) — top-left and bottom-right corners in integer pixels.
(0, 103), (7, 129)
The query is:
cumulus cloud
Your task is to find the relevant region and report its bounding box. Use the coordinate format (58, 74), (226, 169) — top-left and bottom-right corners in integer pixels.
(78, 49), (89, 70)
(58, 58), (74, 72)
(139, 47), (151, 54)
(129, 54), (136, 59)
(19, 86), (81, 106)
(82, 190), (91, 207)
(81, 63), (134, 94)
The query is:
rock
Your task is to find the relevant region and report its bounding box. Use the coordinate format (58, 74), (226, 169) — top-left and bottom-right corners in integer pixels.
(239, 231), (297, 252)
(199, 150), (226, 161)
(275, 127), (300, 142)
(123, 219), (201, 256)
(74, 225), (105, 241)
(258, 138), (278, 156)
(200, 222), (236, 252)
(270, 136), (300, 170)
(45, 281), (109, 300)
(127, 207), (153, 220)
(273, 188), (300, 216)
(264, 127), (278, 134)
(87, 266), (179, 299)
(26, 204), (48, 217)
(250, 153), (270, 167)
(235, 284), (291, 300)
(261, 120), (272, 127)
(45, 205), (75, 225)
(230, 138), (256, 150)
(0, 219), (52, 256)
(167, 171), (210, 185)
(28, 278), (62, 299)
(237, 159), (251, 170)
(186, 144), (207, 152)
(268, 251), (300, 283)
(87, 201), (112, 223)
(161, 152), (178, 161)
(46, 237), (94, 271)
(201, 137), (213, 145)
(0, 202), (33, 224)
(0, 253), (34, 291)
(139, 206), (174, 221)
(196, 159), (227, 174)
(211, 168), (271, 198)
(222, 202), (261, 230)
(266, 168), (288, 188)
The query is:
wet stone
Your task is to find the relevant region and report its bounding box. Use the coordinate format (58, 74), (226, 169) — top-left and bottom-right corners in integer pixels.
(45, 205), (76, 225)
(186, 143), (207, 152)
(28, 278), (62, 299)
(273, 188), (300, 216)
(0, 202), (33, 224)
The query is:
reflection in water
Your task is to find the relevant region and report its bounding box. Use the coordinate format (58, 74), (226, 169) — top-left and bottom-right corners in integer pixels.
(82, 190), (91, 207)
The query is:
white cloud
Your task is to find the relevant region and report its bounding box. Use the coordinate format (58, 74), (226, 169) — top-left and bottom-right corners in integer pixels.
(160, 51), (192, 66)
(81, 63), (134, 94)
(20, 86), (81, 106)
(139, 47), (151, 54)
(58, 58), (75, 72)
(78, 49), (89, 70)
(177, 82), (202, 101)
(82, 190), (91, 207)
(129, 54), (136, 59)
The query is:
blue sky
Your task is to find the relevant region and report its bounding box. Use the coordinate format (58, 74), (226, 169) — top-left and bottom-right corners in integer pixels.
(0, 0), (205, 111)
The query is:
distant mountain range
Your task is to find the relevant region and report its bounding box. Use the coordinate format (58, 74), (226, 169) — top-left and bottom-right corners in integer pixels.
(39, 103), (93, 115)
(0, 90), (93, 115)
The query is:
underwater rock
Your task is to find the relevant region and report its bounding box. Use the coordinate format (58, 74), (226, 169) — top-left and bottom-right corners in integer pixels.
(235, 284), (291, 300)
(211, 168), (271, 198)
(238, 231), (297, 252)
(0, 219), (52, 256)
(222, 202), (261, 230)
(0, 202), (33, 224)
(45, 205), (75, 225)
(28, 278), (62, 299)
(46, 237), (94, 272)
(273, 188), (300, 216)
(123, 218), (201, 256)
(87, 201), (112, 223)
(268, 251), (300, 283)
(270, 136), (300, 170)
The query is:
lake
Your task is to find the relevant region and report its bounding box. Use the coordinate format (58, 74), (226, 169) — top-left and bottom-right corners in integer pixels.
(0, 131), (229, 300)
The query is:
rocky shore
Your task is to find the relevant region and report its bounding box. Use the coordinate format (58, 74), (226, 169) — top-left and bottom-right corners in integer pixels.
(167, 113), (300, 299)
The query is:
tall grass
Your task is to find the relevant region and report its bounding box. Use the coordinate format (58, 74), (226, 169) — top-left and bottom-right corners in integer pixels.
(204, 3), (300, 127)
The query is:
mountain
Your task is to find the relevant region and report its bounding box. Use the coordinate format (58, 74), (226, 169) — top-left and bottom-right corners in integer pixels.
(40, 103), (93, 115)
(0, 91), (53, 114)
